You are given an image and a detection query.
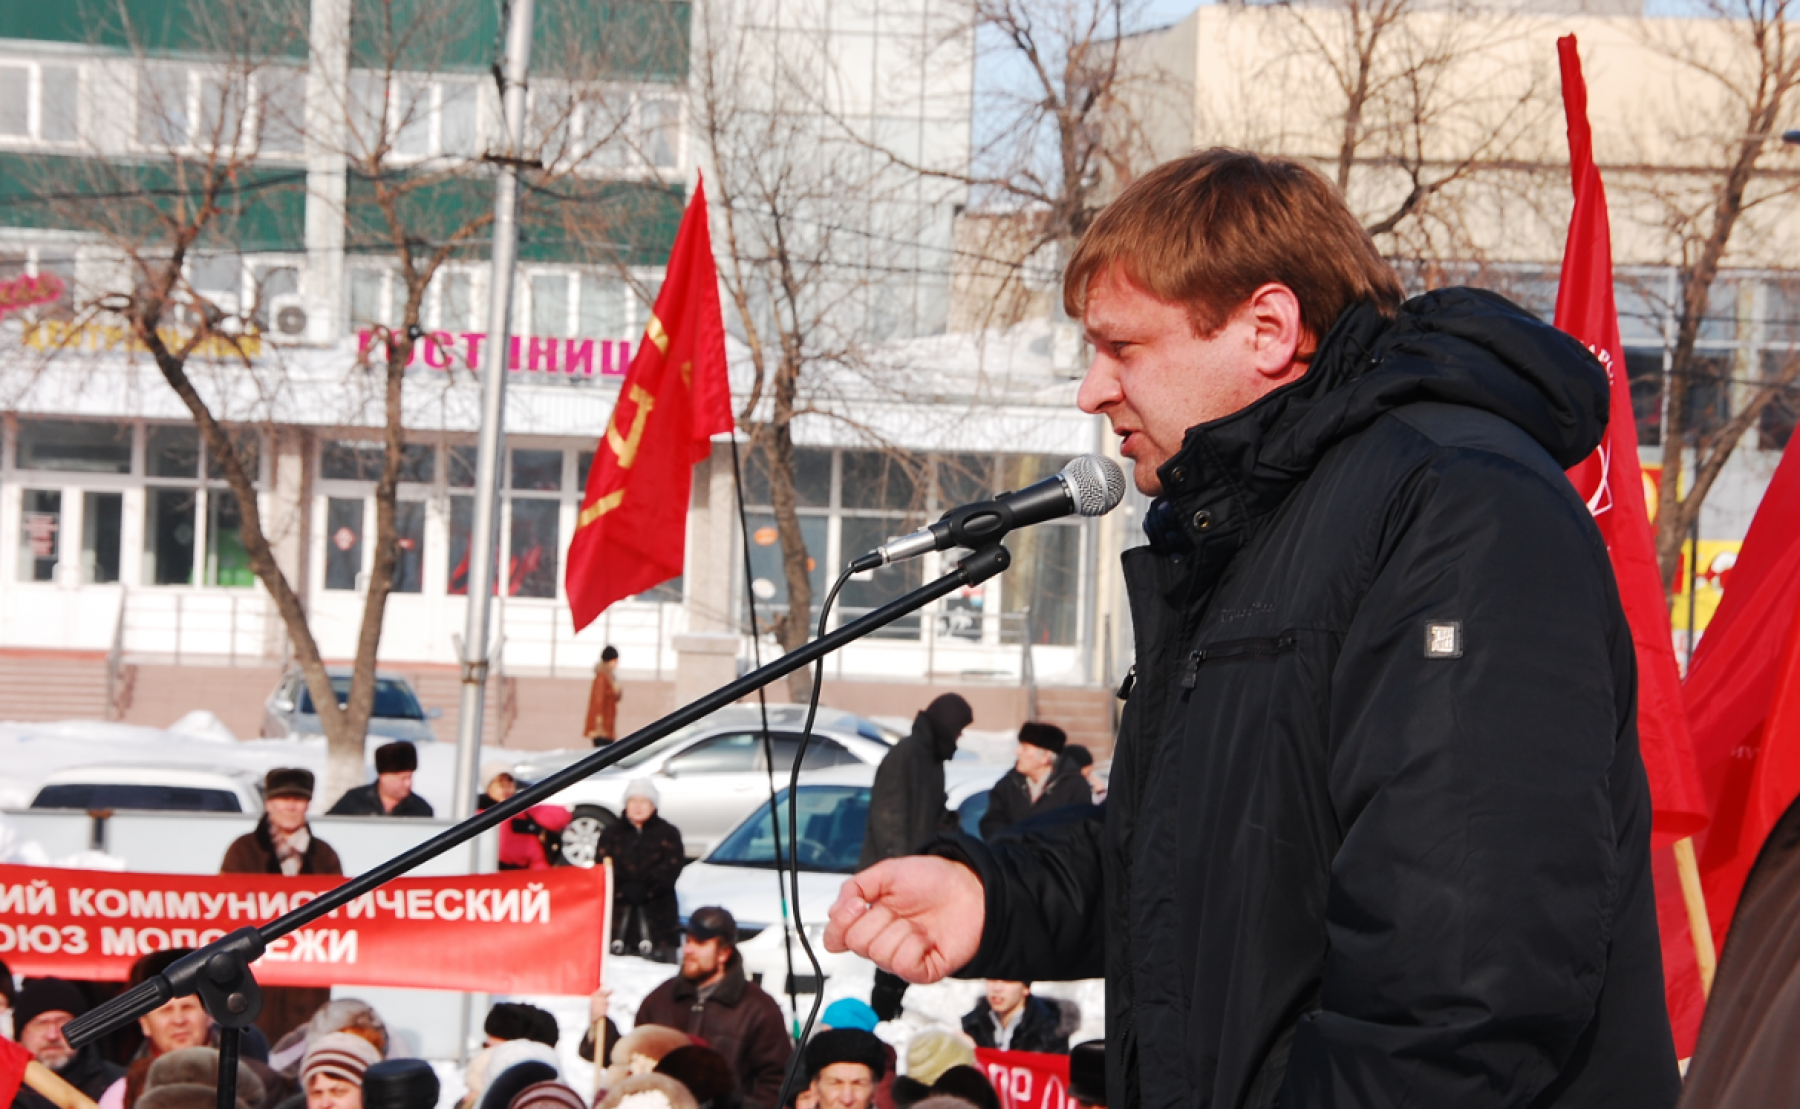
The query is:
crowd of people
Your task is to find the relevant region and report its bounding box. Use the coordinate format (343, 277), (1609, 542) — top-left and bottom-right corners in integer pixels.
(0, 905), (1101, 1109)
(0, 687), (1105, 1109)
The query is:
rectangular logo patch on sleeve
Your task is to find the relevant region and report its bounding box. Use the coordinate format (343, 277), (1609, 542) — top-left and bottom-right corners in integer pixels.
(1425, 621), (1463, 659)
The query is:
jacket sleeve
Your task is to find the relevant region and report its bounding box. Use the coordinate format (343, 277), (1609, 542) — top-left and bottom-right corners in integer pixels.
(926, 801), (1106, 982)
(738, 996), (796, 1109)
(863, 750), (915, 863)
(1279, 448), (1634, 1107)
(978, 780), (1015, 840)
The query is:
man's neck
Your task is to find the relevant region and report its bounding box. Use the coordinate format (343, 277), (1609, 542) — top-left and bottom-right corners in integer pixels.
(380, 792), (403, 812)
(992, 1002), (1024, 1028)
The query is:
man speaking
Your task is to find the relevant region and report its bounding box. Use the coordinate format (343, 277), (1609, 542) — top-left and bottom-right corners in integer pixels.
(825, 150), (1678, 1108)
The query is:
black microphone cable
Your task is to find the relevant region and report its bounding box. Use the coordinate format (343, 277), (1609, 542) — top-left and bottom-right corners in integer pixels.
(724, 433), (802, 1027)
(769, 563), (855, 1109)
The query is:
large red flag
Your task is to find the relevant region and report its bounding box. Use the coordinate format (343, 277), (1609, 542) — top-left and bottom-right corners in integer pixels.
(1690, 442), (1800, 950)
(566, 180), (734, 631)
(1554, 36), (1711, 1054)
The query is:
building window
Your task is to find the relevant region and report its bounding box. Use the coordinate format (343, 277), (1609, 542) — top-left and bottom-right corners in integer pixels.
(140, 423), (261, 588)
(139, 65), (250, 153)
(82, 492), (122, 585)
(350, 72), (480, 161)
(16, 419), (131, 475)
(18, 489), (61, 582)
(394, 500), (426, 593)
(325, 497), (363, 591)
(205, 491), (254, 588)
(144, 487), (197, 586)
(508, 498), (559, 599)
(0, 61), (78, 144)
(1625, 350), (1664, 448)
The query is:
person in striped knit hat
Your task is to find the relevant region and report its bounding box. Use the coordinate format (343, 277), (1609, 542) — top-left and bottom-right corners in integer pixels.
(301, 1033), (381, 1109)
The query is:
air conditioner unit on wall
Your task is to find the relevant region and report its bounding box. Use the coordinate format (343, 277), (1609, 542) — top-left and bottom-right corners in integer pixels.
(263, 294), (332, 344)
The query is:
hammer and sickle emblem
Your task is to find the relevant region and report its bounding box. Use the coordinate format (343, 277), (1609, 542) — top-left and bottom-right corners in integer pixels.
(606, 384), (656, 470)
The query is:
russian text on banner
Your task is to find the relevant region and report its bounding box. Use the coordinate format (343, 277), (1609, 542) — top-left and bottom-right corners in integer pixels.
(0, 864), (606, 996)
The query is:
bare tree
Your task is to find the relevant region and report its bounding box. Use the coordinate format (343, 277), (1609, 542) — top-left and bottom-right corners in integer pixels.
(1233, 0), (1553, 267)
(1625, 0), (1800, 594)
(19, 0), (666, 797)
(688, 0), (963, 697)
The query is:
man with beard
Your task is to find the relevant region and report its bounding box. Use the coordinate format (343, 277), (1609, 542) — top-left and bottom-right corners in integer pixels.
(11, 979), (124, 1109)
(858, 694), (973, 868)
(635, 908), (791, 1109)
(826, 150), (1677, 1108)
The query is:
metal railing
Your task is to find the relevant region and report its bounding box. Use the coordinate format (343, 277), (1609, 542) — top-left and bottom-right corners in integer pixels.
(118, 590), (282, 666)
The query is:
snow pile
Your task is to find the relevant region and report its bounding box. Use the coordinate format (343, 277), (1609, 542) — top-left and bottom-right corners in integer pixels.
(0, 812), (126, 870)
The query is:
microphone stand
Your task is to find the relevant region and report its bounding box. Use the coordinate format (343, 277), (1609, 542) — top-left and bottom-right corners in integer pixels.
(63, 544), (1014, 1109)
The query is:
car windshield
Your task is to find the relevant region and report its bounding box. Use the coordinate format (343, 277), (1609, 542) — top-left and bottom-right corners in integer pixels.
(298, 678), (424, 720)
(706, 786), (870, 873)
(33, 783), (244, 813)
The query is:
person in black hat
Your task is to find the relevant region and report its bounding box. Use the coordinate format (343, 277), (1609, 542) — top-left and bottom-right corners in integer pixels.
(328, 742), (433, 817)
(803, 1030), (885, 1109)
(221, 769), (342, 1044)
(13, 978), (125, 1109)
(635, 908), (792, 1109)
(483, 1003), (559, 1049)
(1066, 1041), (1104, 1109)
(978, 724), (1090, 841)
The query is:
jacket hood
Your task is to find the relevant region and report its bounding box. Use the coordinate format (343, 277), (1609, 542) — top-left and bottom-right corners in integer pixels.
(1147, 287), (1607, 553)
(916, 693), (974, 760)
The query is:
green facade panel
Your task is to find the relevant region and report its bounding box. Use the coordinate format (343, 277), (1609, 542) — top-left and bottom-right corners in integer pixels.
(0, 152), (307, 252)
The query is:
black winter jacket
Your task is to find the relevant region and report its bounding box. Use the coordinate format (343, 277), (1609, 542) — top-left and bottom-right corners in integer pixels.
(962, 995), (1071, 1055)
(860, 713), (956, 867)
(326, 783), (434, 817)
(938, 290), (1679, 1109)
(980, 762), (1092, 840)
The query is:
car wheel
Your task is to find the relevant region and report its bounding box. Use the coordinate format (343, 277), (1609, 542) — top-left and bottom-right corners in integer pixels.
(561, 805), (618, 868)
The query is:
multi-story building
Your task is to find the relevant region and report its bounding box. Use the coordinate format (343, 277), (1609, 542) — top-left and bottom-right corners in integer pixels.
(0, 2), (1128, 748)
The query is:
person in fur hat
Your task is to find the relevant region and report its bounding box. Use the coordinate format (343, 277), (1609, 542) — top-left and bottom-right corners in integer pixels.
(221, 769), (342, 1043)
(328, 743), (433, 817)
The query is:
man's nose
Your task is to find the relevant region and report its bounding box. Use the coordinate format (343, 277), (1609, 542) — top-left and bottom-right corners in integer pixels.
(1075, 356), (1120, 415)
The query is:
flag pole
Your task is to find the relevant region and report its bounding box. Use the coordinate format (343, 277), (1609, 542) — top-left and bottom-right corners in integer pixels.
(1672, 837), (1718, 996)
(594, 856), (615, 1100)
(453, 0), (535, 824)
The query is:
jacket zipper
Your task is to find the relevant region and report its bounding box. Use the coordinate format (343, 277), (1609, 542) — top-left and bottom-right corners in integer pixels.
(1181, 632), (1299, 689)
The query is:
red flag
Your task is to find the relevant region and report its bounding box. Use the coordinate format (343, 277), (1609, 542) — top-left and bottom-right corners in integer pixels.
(1690, 442), (1800, 951)
(566, 180), (734, 630)
(1555, 36), (1711, 1055)
(0, 1037), (29, 1109)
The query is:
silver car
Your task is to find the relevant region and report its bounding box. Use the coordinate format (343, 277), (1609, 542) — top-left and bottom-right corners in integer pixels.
(512, 704), (904, 864)
(260, 667), (440, 743)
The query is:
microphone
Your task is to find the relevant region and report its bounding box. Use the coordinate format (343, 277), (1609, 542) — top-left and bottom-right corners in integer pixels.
(850, 454), (1125, 572)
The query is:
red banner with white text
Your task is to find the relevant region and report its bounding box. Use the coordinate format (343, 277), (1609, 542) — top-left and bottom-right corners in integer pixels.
(975, 1049), (1073, 1109)
(0, 864), (606, 995)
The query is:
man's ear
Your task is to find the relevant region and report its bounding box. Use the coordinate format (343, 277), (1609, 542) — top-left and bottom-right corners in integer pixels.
(1243, 284), (1309, 381)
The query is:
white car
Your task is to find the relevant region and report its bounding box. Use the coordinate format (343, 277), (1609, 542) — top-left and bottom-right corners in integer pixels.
(675, 761), (1007, 994)
(29, 763), (264, 814)
(512, 705), (905, 863)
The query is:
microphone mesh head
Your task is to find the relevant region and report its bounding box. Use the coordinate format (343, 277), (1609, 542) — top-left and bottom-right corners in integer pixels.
(1061, 455), (1127, 516)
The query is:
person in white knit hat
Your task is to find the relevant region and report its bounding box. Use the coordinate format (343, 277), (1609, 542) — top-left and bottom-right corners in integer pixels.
(597, 779), (685, 958)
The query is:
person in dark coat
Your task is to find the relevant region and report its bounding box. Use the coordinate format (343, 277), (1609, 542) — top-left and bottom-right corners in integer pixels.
(827, 150), (1678, 1109)
(327, 742), (433, 817)
(978, 724), (1090, 840)
(960, 981), (1068, 1055)
(596, 779), (685, 957)
(12, 978), (126, 1109)
(859, 694), (972, 868)
(221, 769), (341, 1043)
(635, 908), (792, 1109)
